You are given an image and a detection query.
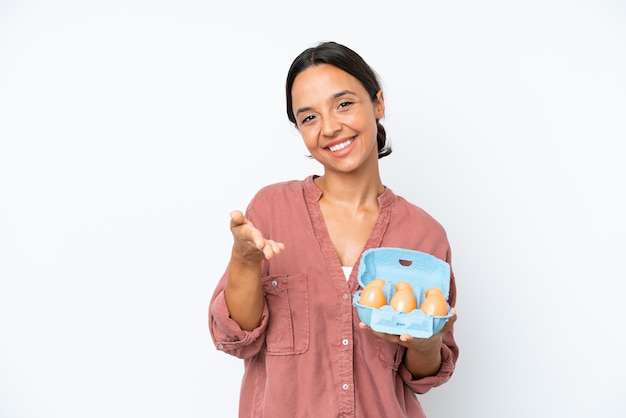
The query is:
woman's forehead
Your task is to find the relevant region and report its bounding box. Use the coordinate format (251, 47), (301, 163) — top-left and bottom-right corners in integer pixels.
(291, 64), (365, 103)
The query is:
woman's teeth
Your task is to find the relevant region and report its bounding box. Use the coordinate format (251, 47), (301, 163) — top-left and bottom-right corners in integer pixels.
(328, 138), (354, 152)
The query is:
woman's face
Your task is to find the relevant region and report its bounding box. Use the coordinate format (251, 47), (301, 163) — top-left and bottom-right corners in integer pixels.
(290, 64), (385, 173)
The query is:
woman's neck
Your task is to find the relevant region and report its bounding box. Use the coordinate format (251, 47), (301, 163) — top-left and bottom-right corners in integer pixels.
(314, 169), (384, 211)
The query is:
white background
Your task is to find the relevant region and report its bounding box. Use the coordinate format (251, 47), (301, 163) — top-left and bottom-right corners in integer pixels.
(1, 1), (625, 417)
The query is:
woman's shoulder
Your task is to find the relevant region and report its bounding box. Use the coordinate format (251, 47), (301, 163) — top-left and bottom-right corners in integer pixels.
(391, 192), (447, 230)
(248, 176), (317, 207)
(246, 177), (315, 224)
(254, 176), (310, 196)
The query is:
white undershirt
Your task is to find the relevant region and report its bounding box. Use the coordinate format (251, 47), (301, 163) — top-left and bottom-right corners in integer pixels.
(342, 266), (352, 281)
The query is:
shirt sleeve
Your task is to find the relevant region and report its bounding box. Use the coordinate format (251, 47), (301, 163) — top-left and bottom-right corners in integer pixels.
(208, 191), (275, 359)
(397, 336), (457, 394)
(398, 271), (459, 394)
(208, 274), (270, 360)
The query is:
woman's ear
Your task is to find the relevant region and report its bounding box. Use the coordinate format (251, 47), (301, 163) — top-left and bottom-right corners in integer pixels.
(374, 90), (385, 118)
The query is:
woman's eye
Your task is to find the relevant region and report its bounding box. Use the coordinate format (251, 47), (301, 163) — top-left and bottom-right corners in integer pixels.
(301, 115), (315, 124)
(338, 101), (354, 109)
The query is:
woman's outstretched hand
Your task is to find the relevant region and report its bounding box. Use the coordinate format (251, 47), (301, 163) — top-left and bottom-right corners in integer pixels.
(230, 210), (285, 261)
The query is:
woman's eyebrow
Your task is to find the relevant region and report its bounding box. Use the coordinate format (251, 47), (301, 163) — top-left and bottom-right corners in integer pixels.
(333, 90), (356, 100)
(295, 90), (357, 117)
(295, 106), (312, 117)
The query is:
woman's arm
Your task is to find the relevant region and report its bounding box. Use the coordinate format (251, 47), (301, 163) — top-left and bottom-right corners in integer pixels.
(401, 310), (456, 378)
(224, 210), (284, 331)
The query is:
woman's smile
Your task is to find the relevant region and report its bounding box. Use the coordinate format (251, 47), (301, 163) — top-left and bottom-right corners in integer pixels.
(327, 137), (355, 152)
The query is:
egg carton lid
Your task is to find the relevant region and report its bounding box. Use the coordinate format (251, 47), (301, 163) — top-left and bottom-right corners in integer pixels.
(357, 247), (451, 299)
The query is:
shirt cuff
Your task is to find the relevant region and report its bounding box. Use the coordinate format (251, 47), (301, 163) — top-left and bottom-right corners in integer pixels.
(399, 343), (455, 394)
(209, 290), (269, 358)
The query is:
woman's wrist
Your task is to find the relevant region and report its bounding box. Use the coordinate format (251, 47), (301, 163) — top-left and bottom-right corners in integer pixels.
(403, 337), (443, 378)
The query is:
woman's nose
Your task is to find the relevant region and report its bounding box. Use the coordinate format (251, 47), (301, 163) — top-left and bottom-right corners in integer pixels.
(321, 113), (341, 137)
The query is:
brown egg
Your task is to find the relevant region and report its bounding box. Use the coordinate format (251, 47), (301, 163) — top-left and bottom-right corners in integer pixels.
(425, 287), (444, 298)
(365, 278), (386, 290)
(389, 289), (417, 313)
(395, 281), (413, 292)
(359, 287), (386, 308)
(419, 293), (448, 316)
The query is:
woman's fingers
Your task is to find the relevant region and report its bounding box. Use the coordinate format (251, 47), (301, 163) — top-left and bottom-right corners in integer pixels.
(229, 210), (285, 260)
(229, 210), (246, 228)
(261, 240), (286, 259)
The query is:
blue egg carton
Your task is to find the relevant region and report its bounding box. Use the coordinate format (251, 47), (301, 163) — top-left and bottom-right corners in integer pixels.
(352, 247), (452, 338)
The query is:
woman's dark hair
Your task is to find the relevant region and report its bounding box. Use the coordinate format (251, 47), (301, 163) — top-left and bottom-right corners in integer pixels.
(286, 41), (392, 159)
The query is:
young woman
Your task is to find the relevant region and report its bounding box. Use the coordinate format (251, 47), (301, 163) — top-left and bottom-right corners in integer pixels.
(209, 41), (459, 418)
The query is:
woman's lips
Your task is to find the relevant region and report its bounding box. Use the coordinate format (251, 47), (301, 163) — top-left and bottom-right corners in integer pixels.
(327, 138), (354, 152)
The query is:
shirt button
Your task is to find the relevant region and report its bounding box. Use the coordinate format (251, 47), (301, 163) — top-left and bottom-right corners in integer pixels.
(342, 384), (350, 391)
(342, 339), (349, 346)
(217, 343), (224, 350)
(343, 293), (349, 300)
(271, 280), (278, 287)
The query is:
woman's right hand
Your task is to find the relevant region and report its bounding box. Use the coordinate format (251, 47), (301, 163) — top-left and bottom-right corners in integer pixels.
(225, 210), (285, 331)
(230, 210), (285, 262)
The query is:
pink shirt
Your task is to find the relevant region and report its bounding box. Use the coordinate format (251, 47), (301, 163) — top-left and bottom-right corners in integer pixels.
(209, 176), (458, 418)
